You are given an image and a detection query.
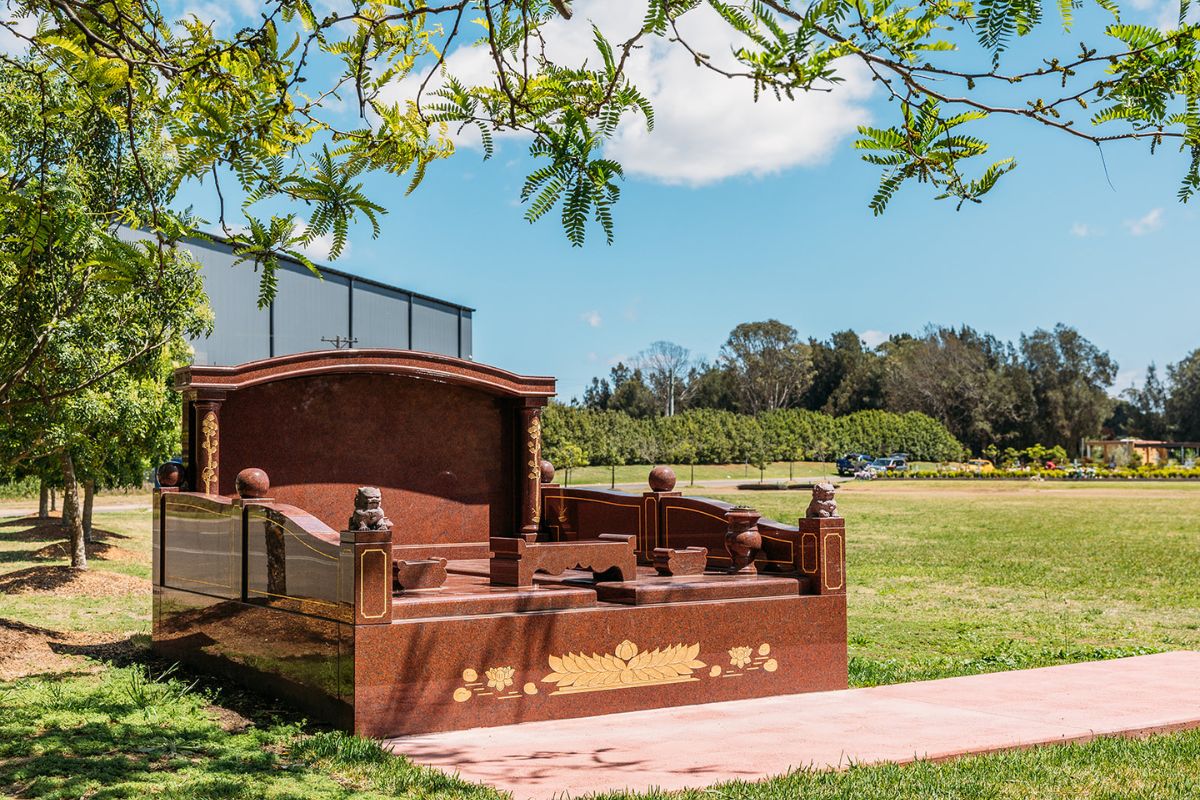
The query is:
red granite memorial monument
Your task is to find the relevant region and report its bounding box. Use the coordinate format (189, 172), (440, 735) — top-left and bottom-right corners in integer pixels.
(153, 349), (847, 737)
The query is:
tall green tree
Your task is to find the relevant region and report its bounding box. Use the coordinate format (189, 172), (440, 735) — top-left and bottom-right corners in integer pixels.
(804, 330), (886, 414)
(1020, 325), (1117, 455)
(1167, 350), (1200, 441)
(1118, 363), (1169, 439)
(720, 320), (813, 414)
(0, 58), (207, 567)
(883, 326), (1035, 453)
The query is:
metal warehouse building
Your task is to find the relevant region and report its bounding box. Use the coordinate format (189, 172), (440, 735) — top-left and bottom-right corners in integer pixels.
(175, 234), (473, 366)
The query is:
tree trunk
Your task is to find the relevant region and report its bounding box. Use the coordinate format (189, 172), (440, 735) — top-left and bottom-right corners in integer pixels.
(38, 480), (49, 519)
(60, 451), (87, 570)
(50, 485), (56, 511)
(83, 480), (95, 543)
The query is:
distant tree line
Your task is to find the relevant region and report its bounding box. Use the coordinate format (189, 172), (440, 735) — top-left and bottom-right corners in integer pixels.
(542, 406), (964, 472)
(578, 321), (1200, 457)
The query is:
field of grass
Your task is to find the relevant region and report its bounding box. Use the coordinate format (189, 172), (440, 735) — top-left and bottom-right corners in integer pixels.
(3, 481), (1200, 798)
(0, 510), (153, 635)
(717, 481), (1200, 684)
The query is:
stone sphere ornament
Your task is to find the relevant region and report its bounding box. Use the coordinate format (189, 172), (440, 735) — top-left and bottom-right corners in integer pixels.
(157, 462), (183, 488)
(235, 467), (270, 499)
(539, 459), (555, 484)
(648, 465), (677, 492)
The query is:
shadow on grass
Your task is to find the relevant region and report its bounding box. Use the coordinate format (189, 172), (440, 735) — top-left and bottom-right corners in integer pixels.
(51, 634), (318, 734)
(0, 516), (130, 541)
(0, 648), (506, 800)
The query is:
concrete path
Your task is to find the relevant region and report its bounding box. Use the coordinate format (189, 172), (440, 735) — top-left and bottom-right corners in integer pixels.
(389, 652), (1200, 799)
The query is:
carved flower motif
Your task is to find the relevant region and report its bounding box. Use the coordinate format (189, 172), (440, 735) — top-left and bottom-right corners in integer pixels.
(729, 646), (752, 669)
(615, 640), (638, 661)
(485, 666), (515, 691)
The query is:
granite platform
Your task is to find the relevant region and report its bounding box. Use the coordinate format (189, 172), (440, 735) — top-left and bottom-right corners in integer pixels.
(389, 651), (1200, 799)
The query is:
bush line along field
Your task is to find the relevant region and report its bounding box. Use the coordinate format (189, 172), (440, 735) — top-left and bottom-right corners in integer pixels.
(2, 481), (1200, 798)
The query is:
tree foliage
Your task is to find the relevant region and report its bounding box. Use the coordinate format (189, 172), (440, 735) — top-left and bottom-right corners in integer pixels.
(1020, 324), (1118, 454)
(720, 320), (813, 414)
(1167, 349), (1200, 441)
(542, 403), (966, 467)
(882, 326), (1035, 453)
(0, 57), (207, 566)
(577, 321), (1133, 454)
(2, 0), (1197, 278)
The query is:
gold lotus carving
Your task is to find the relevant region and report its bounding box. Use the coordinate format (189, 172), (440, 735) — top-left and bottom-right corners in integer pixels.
(541, 639), (705, 695)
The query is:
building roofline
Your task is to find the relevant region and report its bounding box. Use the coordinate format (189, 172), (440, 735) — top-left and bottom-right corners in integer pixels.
(181, 229), (476, 313)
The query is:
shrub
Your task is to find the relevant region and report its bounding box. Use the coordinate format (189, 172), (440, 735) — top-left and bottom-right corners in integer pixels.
(541, 404), (965, 466)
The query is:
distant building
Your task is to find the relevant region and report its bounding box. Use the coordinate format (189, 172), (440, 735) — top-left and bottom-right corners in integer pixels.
(1082, 438), (1200, 466)
(129, 230), (473, 365)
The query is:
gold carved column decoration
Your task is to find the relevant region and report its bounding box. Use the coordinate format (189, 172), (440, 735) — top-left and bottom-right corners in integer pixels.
(192, 399), (223, 495)
(517, 402), (545, 541)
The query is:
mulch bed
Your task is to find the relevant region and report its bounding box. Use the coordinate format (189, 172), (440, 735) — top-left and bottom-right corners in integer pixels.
(0, 565), (149, 597)
(0, 617), (125, 680)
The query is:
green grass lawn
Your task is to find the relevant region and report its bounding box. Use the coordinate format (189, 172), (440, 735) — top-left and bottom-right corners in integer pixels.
(0, 510), (153, 635)
(3, 482), (1200, 798)
(715, 481), (1200, 684)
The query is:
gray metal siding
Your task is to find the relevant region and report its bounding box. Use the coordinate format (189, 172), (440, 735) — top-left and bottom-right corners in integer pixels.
(352, 282), (410, 349)
(186, 240), (271, 366)
(411, 297), (461, 355)
(272, 263), (351, 355)
(459, 312), (473, 360)
(121, 228), (472, 364)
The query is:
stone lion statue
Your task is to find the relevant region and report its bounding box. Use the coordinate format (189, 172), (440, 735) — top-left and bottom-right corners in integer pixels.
(805, 482), (839, 519)
(349, 486), (392, 531)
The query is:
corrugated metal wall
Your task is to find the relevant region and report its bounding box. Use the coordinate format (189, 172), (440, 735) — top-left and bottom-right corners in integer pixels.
(156, 234), (473, 366)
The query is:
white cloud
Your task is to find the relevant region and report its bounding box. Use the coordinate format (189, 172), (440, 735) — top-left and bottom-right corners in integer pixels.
(388, 2), (873, 186)
(292, 222), (351, 262)
(860, 329), (888, 348)
(1124, 208), (1164, 236)
(581, 310), (602, 328)
(1070, 222), (1098, 238)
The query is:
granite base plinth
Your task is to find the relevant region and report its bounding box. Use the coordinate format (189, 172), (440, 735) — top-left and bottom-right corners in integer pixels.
(155, 568), (846, 739)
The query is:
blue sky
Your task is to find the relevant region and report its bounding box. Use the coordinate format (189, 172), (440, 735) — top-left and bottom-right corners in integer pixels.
(165, 1), (1196, 402)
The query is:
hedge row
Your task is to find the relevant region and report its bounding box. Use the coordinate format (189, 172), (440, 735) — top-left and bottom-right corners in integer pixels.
(541, 406), (964, 467)
(874, 466), (1200, 481)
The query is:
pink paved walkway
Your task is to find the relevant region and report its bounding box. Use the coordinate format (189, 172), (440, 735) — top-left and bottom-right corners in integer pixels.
(388, 652), (1200, 798)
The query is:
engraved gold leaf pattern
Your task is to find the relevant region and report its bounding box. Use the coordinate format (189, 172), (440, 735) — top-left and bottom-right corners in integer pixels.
(200, 411), (219, 494)
(542, 640), (705, 695)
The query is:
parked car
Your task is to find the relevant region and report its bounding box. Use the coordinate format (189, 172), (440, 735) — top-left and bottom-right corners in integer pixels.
(866, 456), (907, 474)
(966, 458), (994, 473)
(836, 453), (874, 476)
